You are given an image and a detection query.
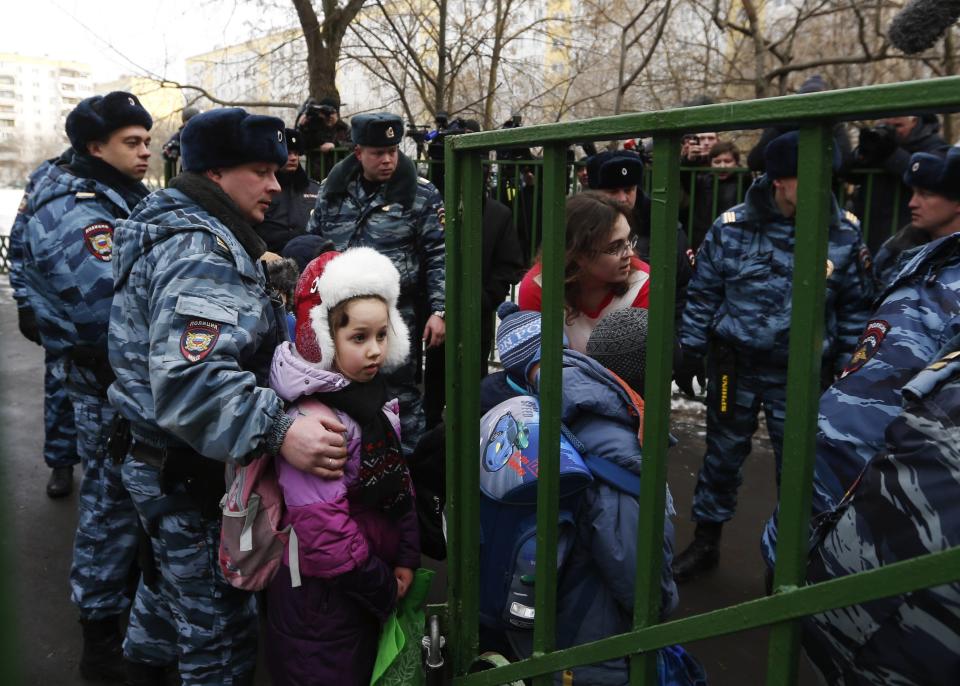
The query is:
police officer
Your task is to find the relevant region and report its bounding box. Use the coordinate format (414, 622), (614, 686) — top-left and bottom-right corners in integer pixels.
(109, 108), (349, 685)
(584, 149), (692, 327)
(673, 131), (874, 581)
(760, 147), (960, 567)
(255, 127), (321, 253)
(802, 342), (960, 685)
(21, 91), (154, 680)
(308, 112), (445, 455)
(8, 148), (80, 497)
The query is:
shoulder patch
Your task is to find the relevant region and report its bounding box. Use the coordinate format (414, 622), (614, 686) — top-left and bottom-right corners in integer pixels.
(844, 210), (859, 225)
(858, 245), (873, 273)
(75, 192), (97, 200)
(215, 236), (231, 254)
(722, 211), (737, 224)
(436, 205), (445, 228)
(82, 222), (114, 261)
(180, 319), (221, 363)
(840, 319), (889, 378)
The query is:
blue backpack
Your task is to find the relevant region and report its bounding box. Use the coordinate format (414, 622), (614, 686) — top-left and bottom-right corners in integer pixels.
(477, 395), (593, 632)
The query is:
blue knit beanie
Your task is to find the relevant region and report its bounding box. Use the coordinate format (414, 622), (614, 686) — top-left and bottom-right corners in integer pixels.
(496, 302), (543, 383)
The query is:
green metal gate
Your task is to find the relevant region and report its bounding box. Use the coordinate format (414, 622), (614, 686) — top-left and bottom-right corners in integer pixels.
(441, 77), (960, 685)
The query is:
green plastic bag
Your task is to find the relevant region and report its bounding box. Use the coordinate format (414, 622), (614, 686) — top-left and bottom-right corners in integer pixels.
(371, 568), (435, 685)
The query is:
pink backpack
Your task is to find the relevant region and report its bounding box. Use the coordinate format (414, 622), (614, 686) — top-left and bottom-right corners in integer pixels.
(219, 453), (301, 591)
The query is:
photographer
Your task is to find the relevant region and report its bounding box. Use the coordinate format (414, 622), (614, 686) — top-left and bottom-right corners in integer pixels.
(296, 96), (350, 179)
(852, 114), (950, 254)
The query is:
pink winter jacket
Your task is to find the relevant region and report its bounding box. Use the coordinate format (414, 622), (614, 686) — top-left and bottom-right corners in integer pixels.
(269, 341), (420, 580)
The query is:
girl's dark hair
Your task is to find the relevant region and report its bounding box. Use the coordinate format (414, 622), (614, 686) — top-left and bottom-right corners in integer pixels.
(328, 295), (389, 337)
(538, 191), (633, 322)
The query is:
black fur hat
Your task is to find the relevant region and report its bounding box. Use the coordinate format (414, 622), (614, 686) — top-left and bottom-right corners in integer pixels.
(180, 108), (287, 172)
(351, 113), (404, 147)
(904, 147), (960, 200)
(586, 150), (644, 190)
(65, 91), (153, 153)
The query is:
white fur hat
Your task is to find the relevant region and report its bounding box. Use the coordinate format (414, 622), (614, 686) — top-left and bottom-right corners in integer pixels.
(310, 247), (411, 371)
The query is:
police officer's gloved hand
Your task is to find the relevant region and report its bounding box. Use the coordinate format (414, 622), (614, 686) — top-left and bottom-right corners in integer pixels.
(856, 124), (898, 166)
(674, 349), (705, 398)
(17, 306), (41, 345)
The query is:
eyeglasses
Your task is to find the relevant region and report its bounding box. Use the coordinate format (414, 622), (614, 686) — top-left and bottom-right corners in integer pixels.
(599, 235), (638, 256)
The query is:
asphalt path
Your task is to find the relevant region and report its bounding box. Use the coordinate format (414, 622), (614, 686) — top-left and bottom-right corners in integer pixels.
(0, 290), (817, 685)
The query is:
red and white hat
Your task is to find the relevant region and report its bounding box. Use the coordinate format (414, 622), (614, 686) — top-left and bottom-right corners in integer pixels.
(293, 247), (410, 371)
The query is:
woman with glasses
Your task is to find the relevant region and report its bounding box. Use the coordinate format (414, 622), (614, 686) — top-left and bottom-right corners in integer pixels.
(517, 191), (650, 352)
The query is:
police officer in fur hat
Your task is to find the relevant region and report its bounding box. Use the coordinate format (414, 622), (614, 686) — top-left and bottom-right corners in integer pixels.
(308, 112), (446, 457)
(20, 91), (154, 680)
(256, 128), (322, 253)
(873, 146), (960, 286)
(109, 107), (349, 685)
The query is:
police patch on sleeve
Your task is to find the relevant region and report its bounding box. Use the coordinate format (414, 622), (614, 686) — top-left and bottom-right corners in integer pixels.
(180, 319), (221, 363)
(841, 319), (889, 378)
(858, 245), (872, 273)
(82, 222), (114, 261)
(436, 205), (445, 228)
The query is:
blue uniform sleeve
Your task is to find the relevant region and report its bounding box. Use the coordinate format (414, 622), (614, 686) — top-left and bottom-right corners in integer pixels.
(680, 220), (726, 356)
(147, 243), (287, 462)
(8, 191), (31, 308)
(834, 232), (875, 371)
(416, 185), (446, 313)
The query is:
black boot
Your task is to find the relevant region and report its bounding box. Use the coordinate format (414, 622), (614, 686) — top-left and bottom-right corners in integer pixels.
(122, 659), (170, 686)
(79, 616), (125, 682)
(46, 465), (74, 498)
(672, 522), (723, 583)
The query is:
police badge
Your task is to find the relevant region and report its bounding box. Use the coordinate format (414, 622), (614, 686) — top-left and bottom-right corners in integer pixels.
(82, 222), (114, 261)
(180, 319), (221, 363)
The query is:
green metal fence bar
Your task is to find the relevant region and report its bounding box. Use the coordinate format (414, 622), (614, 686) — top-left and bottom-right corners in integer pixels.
(444, 145), (485, 674)
(454, 545), (960, 685)
(630, 133), (682, 686)
(765, 123), (835, 686)
(530, 143), (568, 684)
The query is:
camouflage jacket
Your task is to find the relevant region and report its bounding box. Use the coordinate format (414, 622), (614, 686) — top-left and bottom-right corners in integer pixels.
(8, 157), (61, 309)
(21, 162), (131, 357)
(812, 231), (960, 516)
(307, 152), (445, 312)
(108, 188), (287, 463)
(803, 346), (960, 685)
(681, 175), (874, 369)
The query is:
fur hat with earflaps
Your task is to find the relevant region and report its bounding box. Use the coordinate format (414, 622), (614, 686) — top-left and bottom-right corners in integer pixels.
(304, 247), (410, 371)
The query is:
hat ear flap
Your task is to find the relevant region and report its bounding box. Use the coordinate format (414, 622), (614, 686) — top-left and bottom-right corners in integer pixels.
(382, 305), (411, 371)
(310, 304), (336, 371)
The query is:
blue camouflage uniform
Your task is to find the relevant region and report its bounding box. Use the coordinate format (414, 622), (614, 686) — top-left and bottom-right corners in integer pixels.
(801, 345), (960, 685)
(9, 155), (79, 470)
(20, 160), (142, 622)
(681, 175), (874, 526)
(307, 151), (445, 455)
(108, 185), (288, 684)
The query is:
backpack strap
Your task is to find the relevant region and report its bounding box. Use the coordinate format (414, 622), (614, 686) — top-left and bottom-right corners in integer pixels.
(288, 526), (302, 588)
(582, 454), (641, 498)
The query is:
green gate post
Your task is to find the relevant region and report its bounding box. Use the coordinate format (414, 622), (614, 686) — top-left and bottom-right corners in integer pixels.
(531, 142), (569, 685)
(444, 141), (485, 674)
(765, 123), (834, 685)
(630, 133), (681, 686)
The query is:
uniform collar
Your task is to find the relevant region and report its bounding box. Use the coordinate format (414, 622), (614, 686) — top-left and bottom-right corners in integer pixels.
(321, 151), (418, 209)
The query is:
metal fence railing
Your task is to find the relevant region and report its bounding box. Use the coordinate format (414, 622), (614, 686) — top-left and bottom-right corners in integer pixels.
(441, 77), (960, 685)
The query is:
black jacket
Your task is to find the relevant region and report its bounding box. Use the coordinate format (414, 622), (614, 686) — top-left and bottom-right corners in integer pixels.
(481, 197), (525, 352)
(256, 166), (321, 253)
(633, 192), (693, 325)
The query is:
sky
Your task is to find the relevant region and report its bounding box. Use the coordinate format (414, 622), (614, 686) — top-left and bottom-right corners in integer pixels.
(2, 0), (286, 84)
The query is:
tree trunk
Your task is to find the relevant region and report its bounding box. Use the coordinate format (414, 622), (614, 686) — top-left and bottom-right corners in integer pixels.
(436, 0), (448, 114)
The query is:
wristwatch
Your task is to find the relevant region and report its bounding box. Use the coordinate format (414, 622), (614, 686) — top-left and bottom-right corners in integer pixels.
(432, 310), (445, 320)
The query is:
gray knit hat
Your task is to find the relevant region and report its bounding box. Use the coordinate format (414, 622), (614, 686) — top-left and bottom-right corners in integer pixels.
(586, 308), (648, 394)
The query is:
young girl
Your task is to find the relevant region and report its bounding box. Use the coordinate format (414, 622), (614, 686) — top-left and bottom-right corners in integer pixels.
(517, 191), (651, 353)
(265, 247), (420, 686)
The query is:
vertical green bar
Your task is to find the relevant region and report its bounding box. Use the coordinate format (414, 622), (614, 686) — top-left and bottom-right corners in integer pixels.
(765, 124), (833, 686)
(444, 141), (484, 674)
(531, 143), (568, 685)
(630, 133), (680, 686)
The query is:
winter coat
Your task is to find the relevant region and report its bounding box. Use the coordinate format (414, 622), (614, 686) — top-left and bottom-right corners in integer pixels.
(852, 115), (951, 255)
(22, 161), (132, 359)
(265, 341), (420, 686)
(481, 197), (525, 358)
(634, 192), (693, 325)
(256, 165), (321, 253)
(872, 224), (931, 289)
(307, 152), (445, 314)
(803, 345), (960, 685)
(108, 187), (288, 460)
(547, 349), (679, 685)
(681, 175), (874, 372)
